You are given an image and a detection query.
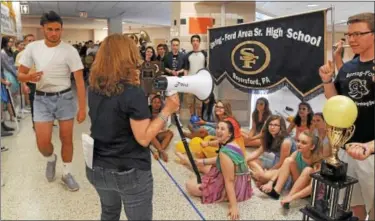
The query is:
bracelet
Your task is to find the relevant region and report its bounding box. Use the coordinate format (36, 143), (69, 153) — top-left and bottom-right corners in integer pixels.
(202, 159), (206, 165)
(158, 113), (168, 124)
(322, 78), (333, 84)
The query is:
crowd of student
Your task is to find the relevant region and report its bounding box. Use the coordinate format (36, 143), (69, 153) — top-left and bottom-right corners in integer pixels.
(1, 34), (35, 151)
(1, 9), (373, 221)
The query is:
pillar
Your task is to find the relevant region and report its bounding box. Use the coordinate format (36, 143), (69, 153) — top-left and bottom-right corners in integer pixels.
(107, 17), (123, 35)
(170, 2), (256, 126)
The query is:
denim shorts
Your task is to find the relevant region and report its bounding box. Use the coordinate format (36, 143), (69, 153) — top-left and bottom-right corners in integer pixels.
(260, 152), (278, 169)
(33, 90), (77, 122)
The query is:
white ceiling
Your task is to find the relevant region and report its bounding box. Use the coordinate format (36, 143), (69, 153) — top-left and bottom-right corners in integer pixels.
(21, 16), (167, 30)
(20, 1), (373, 31)
(22, 1), (172, 26)
(256, 1), (374, 31)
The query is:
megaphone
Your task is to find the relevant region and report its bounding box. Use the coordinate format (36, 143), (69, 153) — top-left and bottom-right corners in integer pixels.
(153, 68), (214, 101)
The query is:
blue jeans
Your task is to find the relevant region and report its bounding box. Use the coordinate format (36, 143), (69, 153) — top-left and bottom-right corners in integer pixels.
(86, 166), (153, 220)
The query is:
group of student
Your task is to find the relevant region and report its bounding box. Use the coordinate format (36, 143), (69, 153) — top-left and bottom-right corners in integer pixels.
(173, 95), (330, 219)
(168, 12), (374, 221)
(2, 9), (373, 221)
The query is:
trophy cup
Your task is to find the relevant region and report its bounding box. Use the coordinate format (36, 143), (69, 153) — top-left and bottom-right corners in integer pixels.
(300, 95), (359, 221)
(320, 95), (357, 181)
(320, 124), (355, 181)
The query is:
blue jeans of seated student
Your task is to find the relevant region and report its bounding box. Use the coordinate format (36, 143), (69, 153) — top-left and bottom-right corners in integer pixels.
(86, 166), (153, 221)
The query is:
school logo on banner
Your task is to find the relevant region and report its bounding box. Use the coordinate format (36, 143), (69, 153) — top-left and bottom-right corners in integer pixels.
(208, 10), (327, 100)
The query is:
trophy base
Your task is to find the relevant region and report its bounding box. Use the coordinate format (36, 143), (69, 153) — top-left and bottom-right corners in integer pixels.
(301, 204), (358, 221)
(320, 160), (348, 182)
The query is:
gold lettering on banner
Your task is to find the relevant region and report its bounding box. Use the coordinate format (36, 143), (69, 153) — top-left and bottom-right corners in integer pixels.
(240, 48), (259, 69)
(231, 41), (271, 75)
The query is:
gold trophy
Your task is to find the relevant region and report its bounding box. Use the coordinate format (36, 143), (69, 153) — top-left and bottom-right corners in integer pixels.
(321, 95), (358, 181)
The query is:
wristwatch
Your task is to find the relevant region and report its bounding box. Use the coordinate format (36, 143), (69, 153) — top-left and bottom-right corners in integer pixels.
(323, 78), (333, 84)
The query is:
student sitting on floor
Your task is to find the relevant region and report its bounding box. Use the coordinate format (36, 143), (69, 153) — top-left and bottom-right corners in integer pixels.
(246, 115), (297, 188)
(260, 130), (323, 209)
(312, 112), (330, 157)
(176, 117), (246, 175)
(185, 93), (216, 138)
(242, 97), (272, 148)
(184, 99), (230, 139)
(287, 102), (314, 140)
(150, 95), (174, 162)
(185, 118), (253, 220)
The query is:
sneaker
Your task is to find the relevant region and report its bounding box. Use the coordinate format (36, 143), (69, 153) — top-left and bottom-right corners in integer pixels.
(21, 109), (31, 114)
(1, 131), (13, 137)
(46, 154), (57, 182)
(2, 123), (14, 132)
(61, 173), (79, 191)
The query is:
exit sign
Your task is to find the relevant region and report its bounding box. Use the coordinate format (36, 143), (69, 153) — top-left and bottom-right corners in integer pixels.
(20, 4), (29, 14)
(79, 11), (87, 18)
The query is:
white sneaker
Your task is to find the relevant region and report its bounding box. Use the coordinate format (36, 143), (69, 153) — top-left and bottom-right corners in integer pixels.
(21, 109), (31, 114)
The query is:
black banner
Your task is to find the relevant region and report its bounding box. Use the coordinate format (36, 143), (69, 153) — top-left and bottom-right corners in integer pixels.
(208, 10), (326, 100)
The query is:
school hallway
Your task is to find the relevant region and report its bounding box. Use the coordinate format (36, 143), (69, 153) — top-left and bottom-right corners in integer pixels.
(1, 113), (307, 220)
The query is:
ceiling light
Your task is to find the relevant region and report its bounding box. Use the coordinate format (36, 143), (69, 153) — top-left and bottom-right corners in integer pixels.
(307, 4), (318, 7)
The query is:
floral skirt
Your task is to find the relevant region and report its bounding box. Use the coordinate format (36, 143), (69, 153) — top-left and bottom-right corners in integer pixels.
(200, 167), (253, 204)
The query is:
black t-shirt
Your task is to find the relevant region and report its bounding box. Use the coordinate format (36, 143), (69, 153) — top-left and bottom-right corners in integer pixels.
(163, 52), (185, 76)
(88, 84), (152, 171)
(334, 57), (375, 143)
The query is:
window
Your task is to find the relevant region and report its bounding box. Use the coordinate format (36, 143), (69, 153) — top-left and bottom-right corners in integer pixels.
(255, 12), (273, 21)
(248, 12), (273, 128)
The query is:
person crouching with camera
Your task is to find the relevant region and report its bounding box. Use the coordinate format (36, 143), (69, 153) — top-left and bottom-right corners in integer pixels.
(87, 34), (180, 221)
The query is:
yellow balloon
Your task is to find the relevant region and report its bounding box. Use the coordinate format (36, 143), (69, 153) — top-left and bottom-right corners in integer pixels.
(202, 146), (219, 158)
(202, 135), (219, 158)
(204, 135), (216, 142)
(175, 137), (204, 155)
(323, 95), (358, 128)
(190, 137), (203, 153)
(175, 140), (186, 153)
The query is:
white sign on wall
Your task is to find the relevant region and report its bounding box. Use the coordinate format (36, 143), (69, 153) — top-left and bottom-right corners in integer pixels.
(20, 4), (29, 14)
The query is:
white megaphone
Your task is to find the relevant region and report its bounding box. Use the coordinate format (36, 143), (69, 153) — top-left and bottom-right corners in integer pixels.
(153, 68), (214, 101)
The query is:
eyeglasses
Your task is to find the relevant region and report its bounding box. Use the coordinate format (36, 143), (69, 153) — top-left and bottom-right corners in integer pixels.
(268, 123), (280, 128)
(215, 106), (224, 109)
(344, 31), (374, 39)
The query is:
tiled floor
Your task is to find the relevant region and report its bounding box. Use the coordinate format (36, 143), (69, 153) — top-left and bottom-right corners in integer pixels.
(1, 113), (308, 220)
